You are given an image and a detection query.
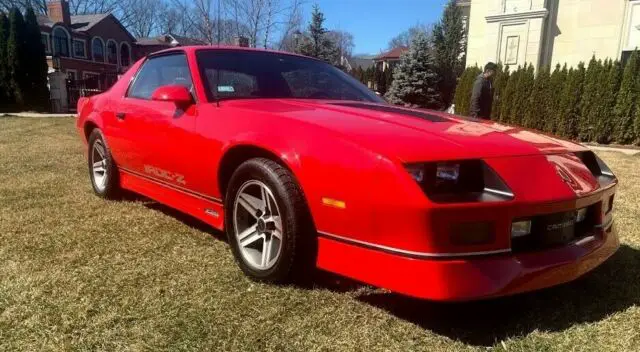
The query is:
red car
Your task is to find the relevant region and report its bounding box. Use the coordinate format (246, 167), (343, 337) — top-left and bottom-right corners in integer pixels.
(77, 46), (619, 301)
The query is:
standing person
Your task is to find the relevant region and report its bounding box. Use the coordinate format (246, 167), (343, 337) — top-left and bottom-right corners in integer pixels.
(470, 62), (498, 119)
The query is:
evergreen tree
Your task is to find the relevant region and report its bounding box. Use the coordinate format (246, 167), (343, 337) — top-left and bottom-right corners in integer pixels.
(500, 65), (521, 123)
(510, 64), (535, 126)
(578, 57), (604, 141)
(384, 32), (441, 108)
(556, 62), (585, 139)
(0, 12), (10, 109)
(452, 65), (480, 115)
(544, 64), (568, 133)
(432, 0), (466, 108)
(613, 50), (640, 144)
(490, 64), (509, 121)
(24, 7), (49, 111)
(522, 66), (550, 130)
(296, 5), (339, 64)
(7, 8), (27, 108)
(594, 60), (622, 144)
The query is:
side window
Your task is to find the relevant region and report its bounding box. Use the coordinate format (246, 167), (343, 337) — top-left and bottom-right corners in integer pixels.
(128, 54), (193, 100)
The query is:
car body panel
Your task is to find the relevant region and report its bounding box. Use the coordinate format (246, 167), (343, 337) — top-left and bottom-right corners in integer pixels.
(76, 46), (619, 301)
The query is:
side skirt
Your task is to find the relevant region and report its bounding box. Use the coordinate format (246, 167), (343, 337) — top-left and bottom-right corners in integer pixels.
(119, 168), (225, 230)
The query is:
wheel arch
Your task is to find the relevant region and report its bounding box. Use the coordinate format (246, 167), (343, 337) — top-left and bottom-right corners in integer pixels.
(217, 143), (303, 199)
(83, 120), (99, 142)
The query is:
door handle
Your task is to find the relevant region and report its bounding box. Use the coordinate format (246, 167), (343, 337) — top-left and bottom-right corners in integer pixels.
(116, 112), (126, 120)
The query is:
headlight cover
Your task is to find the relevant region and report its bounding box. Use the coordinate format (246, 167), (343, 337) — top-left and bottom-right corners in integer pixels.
(575, 151), (617, 186)
(405, 160), (514, 203)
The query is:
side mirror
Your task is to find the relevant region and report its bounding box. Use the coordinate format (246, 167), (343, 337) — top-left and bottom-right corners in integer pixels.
(151, 85), (193, 106)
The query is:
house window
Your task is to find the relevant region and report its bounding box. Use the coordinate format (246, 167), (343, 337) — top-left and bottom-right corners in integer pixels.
(52, 27), (70, 57)
(120, 43), (131, 67)
(107, 40), (118, 65)
(73, 39), (86, 58)
(66, 70), (77, 81)
(92, 38), (104, 62)
(41, 33), (51, 54)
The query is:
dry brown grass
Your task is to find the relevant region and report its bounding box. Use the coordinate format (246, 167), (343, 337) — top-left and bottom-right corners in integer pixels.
(0, 116), (639, 351)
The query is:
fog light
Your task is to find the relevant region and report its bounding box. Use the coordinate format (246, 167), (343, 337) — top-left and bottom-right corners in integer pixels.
(576, 208), (588, 223)
(511, 220), (532, 238)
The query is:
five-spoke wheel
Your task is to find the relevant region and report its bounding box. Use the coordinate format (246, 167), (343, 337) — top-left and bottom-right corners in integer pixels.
(87, 129), (121, 199)
(225, 158), (315, 283)
(233, 180), (284, 270)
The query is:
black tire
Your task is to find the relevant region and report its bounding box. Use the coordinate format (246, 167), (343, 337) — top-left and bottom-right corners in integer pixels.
(224, 158), (316, 283)
(87, 129), (121, 199)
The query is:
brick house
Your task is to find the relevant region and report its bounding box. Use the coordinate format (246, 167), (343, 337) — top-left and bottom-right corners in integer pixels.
(373, 46), (408, 72)
(38, 0), (136, 89)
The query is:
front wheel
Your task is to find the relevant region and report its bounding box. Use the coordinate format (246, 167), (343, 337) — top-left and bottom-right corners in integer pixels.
(225, 158), (315, 283)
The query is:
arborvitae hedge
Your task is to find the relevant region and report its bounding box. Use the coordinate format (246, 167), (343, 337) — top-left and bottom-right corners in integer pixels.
(523, 65), (550, 130)
(510, 64), (535, 126)
(453, 52), (640, 144)
(7, 8), (26, 108)
(614, 50), (640, 145)
(594, 60), (622, 144)
(490, 64), (509, 120)
(499, 66), (521, 123)
(578, 57), (604, 141)
(0, 13), (9, 110)
(1, 7), (48, 111)
(25, 7), (49, 112)
(452, 64), (480, 116)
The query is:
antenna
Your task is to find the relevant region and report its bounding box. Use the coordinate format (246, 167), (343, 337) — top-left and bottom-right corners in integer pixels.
(217, 0), (221, 45)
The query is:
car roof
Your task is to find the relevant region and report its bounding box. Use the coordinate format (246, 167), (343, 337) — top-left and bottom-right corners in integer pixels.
(149, 45), (317, 61)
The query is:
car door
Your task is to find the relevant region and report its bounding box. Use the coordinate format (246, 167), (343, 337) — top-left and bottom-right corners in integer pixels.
(116, 52), (199, 190)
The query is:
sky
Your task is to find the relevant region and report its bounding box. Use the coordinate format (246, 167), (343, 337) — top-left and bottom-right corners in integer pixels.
(303, 0), (449, 55)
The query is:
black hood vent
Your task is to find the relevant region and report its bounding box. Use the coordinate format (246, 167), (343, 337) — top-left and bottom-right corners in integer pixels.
(330, 102), (448, 122)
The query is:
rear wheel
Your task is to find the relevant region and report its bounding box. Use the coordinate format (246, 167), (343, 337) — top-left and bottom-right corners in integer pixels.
(225, 158), (315, 283)
(88, 129), (121, 199)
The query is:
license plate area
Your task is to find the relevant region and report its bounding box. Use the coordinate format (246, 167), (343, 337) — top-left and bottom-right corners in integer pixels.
(512, 205), (598, 253)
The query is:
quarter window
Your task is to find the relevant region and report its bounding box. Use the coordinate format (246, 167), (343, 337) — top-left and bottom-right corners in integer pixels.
(128, 54), (193, 100)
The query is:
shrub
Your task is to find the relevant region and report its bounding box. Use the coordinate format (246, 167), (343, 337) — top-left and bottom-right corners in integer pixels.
(613, 50), (640, 144)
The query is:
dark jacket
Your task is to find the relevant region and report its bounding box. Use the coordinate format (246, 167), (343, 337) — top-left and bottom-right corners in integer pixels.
(469, 74), (493, 119)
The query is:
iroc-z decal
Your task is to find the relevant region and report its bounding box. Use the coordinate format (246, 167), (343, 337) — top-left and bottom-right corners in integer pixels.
(144, 165), (186, 185)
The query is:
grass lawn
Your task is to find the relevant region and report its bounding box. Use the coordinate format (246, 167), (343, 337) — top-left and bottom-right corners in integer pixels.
(1, 116), (639, 351)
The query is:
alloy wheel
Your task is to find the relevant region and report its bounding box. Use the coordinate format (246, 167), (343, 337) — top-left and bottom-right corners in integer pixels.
(91, 140), (108, 192)
(233, 180), (284, 271)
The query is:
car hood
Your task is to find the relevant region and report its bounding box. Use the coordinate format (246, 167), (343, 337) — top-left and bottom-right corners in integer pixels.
(224, 99), (588, 162)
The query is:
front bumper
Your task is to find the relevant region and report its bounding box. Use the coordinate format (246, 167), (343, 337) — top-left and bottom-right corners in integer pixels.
(316, 220), (618, 302)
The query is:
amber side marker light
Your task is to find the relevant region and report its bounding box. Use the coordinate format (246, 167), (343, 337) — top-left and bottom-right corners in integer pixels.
(322, 198), (346, 209)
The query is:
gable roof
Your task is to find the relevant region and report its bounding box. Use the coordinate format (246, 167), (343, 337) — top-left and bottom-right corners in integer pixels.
(374, 46), (409, 61)
(348, 56), (374, 70)
(37, 12), (135, 41)
(69, 13), (111, 31)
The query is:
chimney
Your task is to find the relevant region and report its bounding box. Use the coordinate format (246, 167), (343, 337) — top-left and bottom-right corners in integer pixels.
(47, 0), (71, 26)
(233, 36), (250, 47)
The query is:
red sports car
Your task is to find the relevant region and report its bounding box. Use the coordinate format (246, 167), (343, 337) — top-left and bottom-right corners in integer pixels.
(77, 46), (618, 301)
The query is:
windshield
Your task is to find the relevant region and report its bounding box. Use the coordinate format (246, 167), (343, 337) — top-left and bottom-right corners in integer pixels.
(196, 49), (384, 103)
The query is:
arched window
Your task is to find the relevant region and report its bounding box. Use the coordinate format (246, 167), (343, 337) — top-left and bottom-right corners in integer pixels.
(52, 27), (70, 57)
(120, 42), (131, 67)
(107, 40), (118, 65)
(92, 37), (104, 62)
